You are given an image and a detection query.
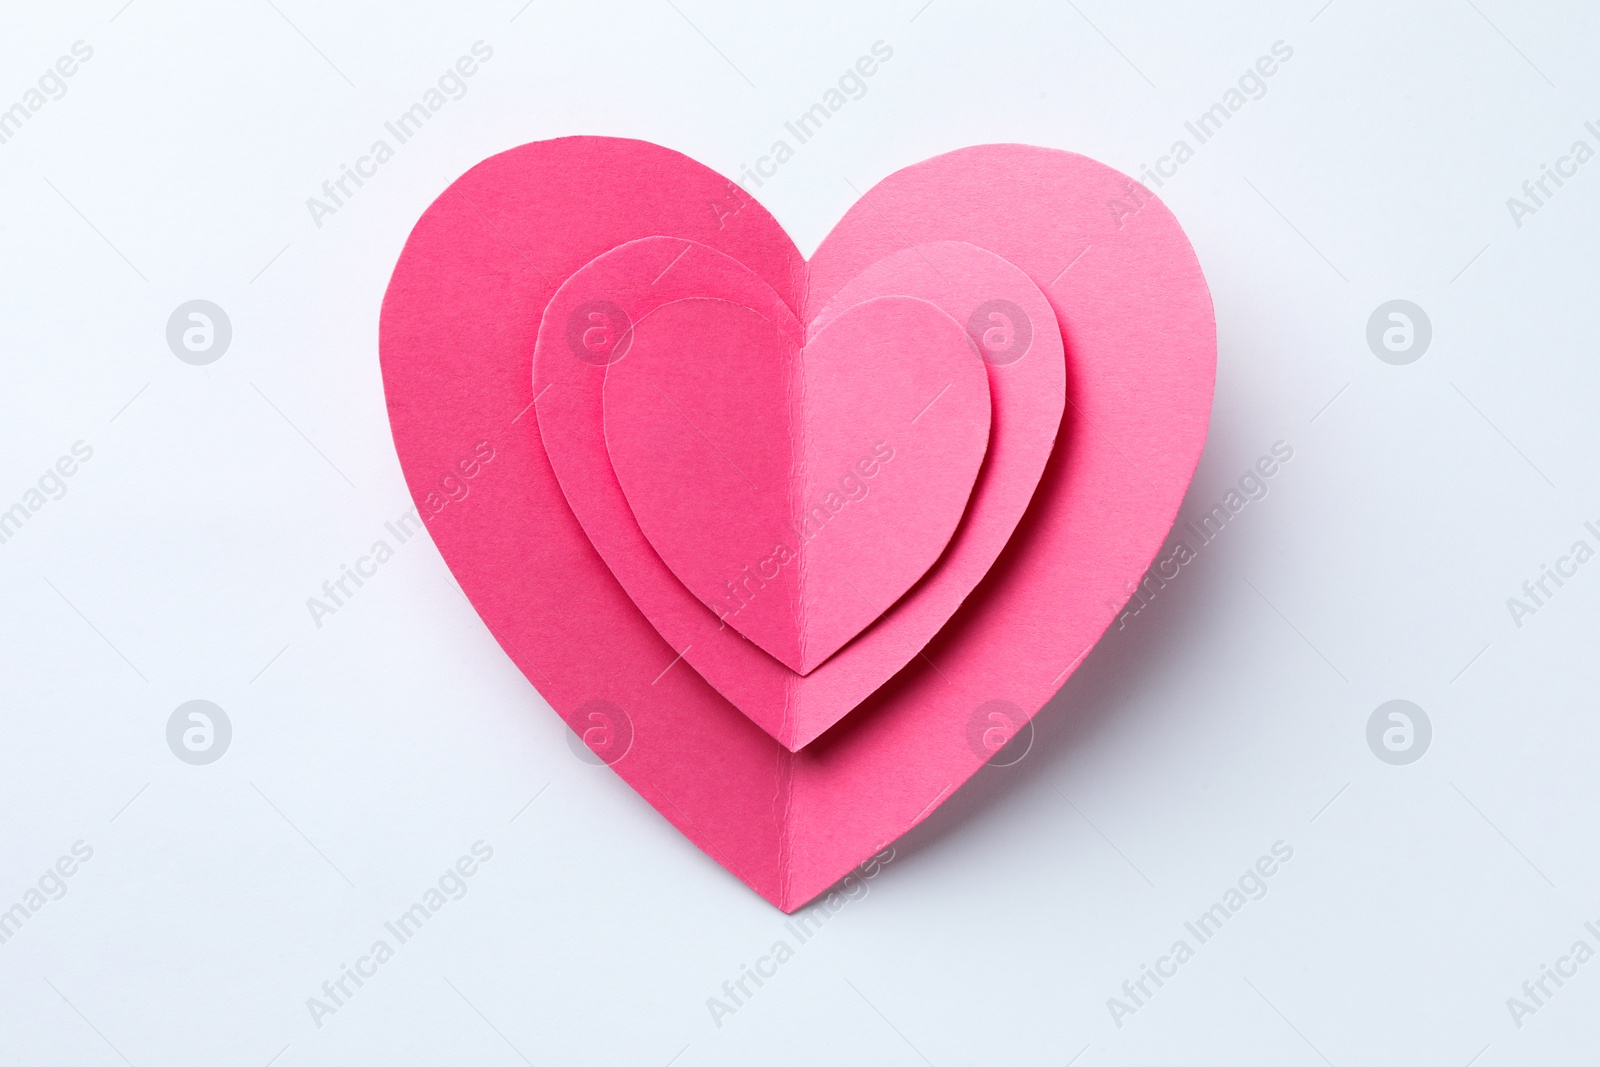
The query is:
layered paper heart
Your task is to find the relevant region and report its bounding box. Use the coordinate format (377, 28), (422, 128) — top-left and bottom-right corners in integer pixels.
(380, 138), (1214, 911)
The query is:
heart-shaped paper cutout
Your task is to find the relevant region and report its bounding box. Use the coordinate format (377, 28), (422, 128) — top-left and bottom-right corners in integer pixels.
(533, 236), (1064, 749)
(380, 138), (1214, 911)
(601, 288), (991, 675)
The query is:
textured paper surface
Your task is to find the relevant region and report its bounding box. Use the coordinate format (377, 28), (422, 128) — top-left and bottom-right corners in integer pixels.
(533, 235), (1065, 748)
(380, 137), (1214, 911)
(599, 257), (990, 675)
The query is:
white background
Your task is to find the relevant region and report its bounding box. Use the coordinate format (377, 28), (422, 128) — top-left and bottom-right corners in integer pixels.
(3, 1), (1598, 1063)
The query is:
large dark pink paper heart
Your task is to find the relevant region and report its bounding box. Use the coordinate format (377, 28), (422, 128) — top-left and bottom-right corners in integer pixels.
(533, 236), (1064, 749)
(600, 285), (991, 675)
(379, 138), (1215, 912)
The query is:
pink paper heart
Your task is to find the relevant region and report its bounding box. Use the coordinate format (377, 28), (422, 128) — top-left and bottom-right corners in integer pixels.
(533, 236), (1064, 749)
(379, 138), (1214, 911)
(600, 283), (991, 675)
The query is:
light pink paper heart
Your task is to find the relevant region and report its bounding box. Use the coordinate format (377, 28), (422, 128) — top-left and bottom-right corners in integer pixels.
(601, 287), (991, 675)
(380, 138), (1214, 911)
(533, 236), (1064, 748)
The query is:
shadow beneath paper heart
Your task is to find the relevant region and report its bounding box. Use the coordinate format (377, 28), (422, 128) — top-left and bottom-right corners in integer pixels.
(822, 456), (1230, 891)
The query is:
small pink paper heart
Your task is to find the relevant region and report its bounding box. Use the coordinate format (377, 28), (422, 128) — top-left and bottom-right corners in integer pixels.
(534, 236), (1064, 748)
(602, 282), (991, 674)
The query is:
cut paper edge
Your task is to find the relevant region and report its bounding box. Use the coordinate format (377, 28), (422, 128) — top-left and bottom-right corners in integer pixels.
(601, 287), (990, 674)
(380, 138), (1214, 912)
(534, 235), (1064, 750)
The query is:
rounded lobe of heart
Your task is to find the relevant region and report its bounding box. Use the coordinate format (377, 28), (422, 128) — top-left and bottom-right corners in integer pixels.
(602, 294), (990, 675)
